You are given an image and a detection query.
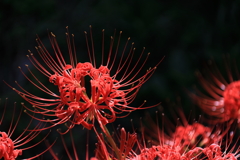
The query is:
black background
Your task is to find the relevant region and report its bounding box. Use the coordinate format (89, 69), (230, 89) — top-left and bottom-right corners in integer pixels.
(0, 0), (239, 159)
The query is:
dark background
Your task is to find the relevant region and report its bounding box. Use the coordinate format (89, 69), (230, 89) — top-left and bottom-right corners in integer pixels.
(0, 0), (240, 159)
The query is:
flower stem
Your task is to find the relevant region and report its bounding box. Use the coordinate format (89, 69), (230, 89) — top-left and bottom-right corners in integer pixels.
(103, 125), (121, 160)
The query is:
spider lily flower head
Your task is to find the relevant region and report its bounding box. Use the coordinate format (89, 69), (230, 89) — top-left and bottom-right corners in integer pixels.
(143, 105), (226, 149)
(6, 26), (162, 134)
(132, 130), (240, 160)
(201, 125), (240, 160)
(191, 58), (240, 126)
(93, 110), (205, 160)
(0, 132), (22, 160)
(95, 118), (240, 160)
(0, 99), (54, 160)
(93, 102), (239, 160)
(141, 123), (216, 159)
(138, 101), (237, 160)
(202, 143), (240, 160)
(93, 125), (204, 160)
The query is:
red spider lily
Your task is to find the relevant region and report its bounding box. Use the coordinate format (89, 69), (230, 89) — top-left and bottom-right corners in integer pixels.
(143, 106), (228, 149)
(203, 143), (240, 160)
(94, 114), (239, 160)
(191, 58), (240, 125)
(94, 126), (203, 160)
(140, 122), (214, 159)
(201, 128), (240, 160)
(139, 102), (240, 160)
(0, 99), (54, 160)
(6, 26), (163, 134)
(93, 113), (205, 160)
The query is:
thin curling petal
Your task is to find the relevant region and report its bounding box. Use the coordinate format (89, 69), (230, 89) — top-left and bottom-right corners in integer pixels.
(6, 26), (162, 134)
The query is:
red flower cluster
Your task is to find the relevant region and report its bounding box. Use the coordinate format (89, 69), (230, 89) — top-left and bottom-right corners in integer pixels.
(94, 121), (239, 160)
(0, 132), (22, 160)
(50, 62), (123, 130)
(2, 27), (239, 159)
(90, 102), (239, 160)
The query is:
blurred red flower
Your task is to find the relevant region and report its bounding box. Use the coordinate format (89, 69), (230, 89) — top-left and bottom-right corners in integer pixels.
(93, 111), (239, 160)
(191, 58), (240, 126)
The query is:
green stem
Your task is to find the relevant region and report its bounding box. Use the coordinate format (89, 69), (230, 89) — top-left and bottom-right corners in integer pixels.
(103, 125), (121, 160)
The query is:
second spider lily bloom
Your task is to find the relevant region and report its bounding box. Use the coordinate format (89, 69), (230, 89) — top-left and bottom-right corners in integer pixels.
(93, 116), (204, 159)
(93, 109), (239, 160)
(203, 143), (240, 160)
(144, 107), (227, 149)
(141, 123), (215, 159)
(94, 126), (203, 160)
(202, 128), (240, 160)
(143, 102), (239, 160)
(0, 99), (54, 160)
(134, 131), (240, 160)
(191, 58), (240, 126)
(7, 26), (162, 134)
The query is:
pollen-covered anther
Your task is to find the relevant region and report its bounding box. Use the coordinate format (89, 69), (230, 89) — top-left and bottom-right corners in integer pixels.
(51, 32), (56, 37)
